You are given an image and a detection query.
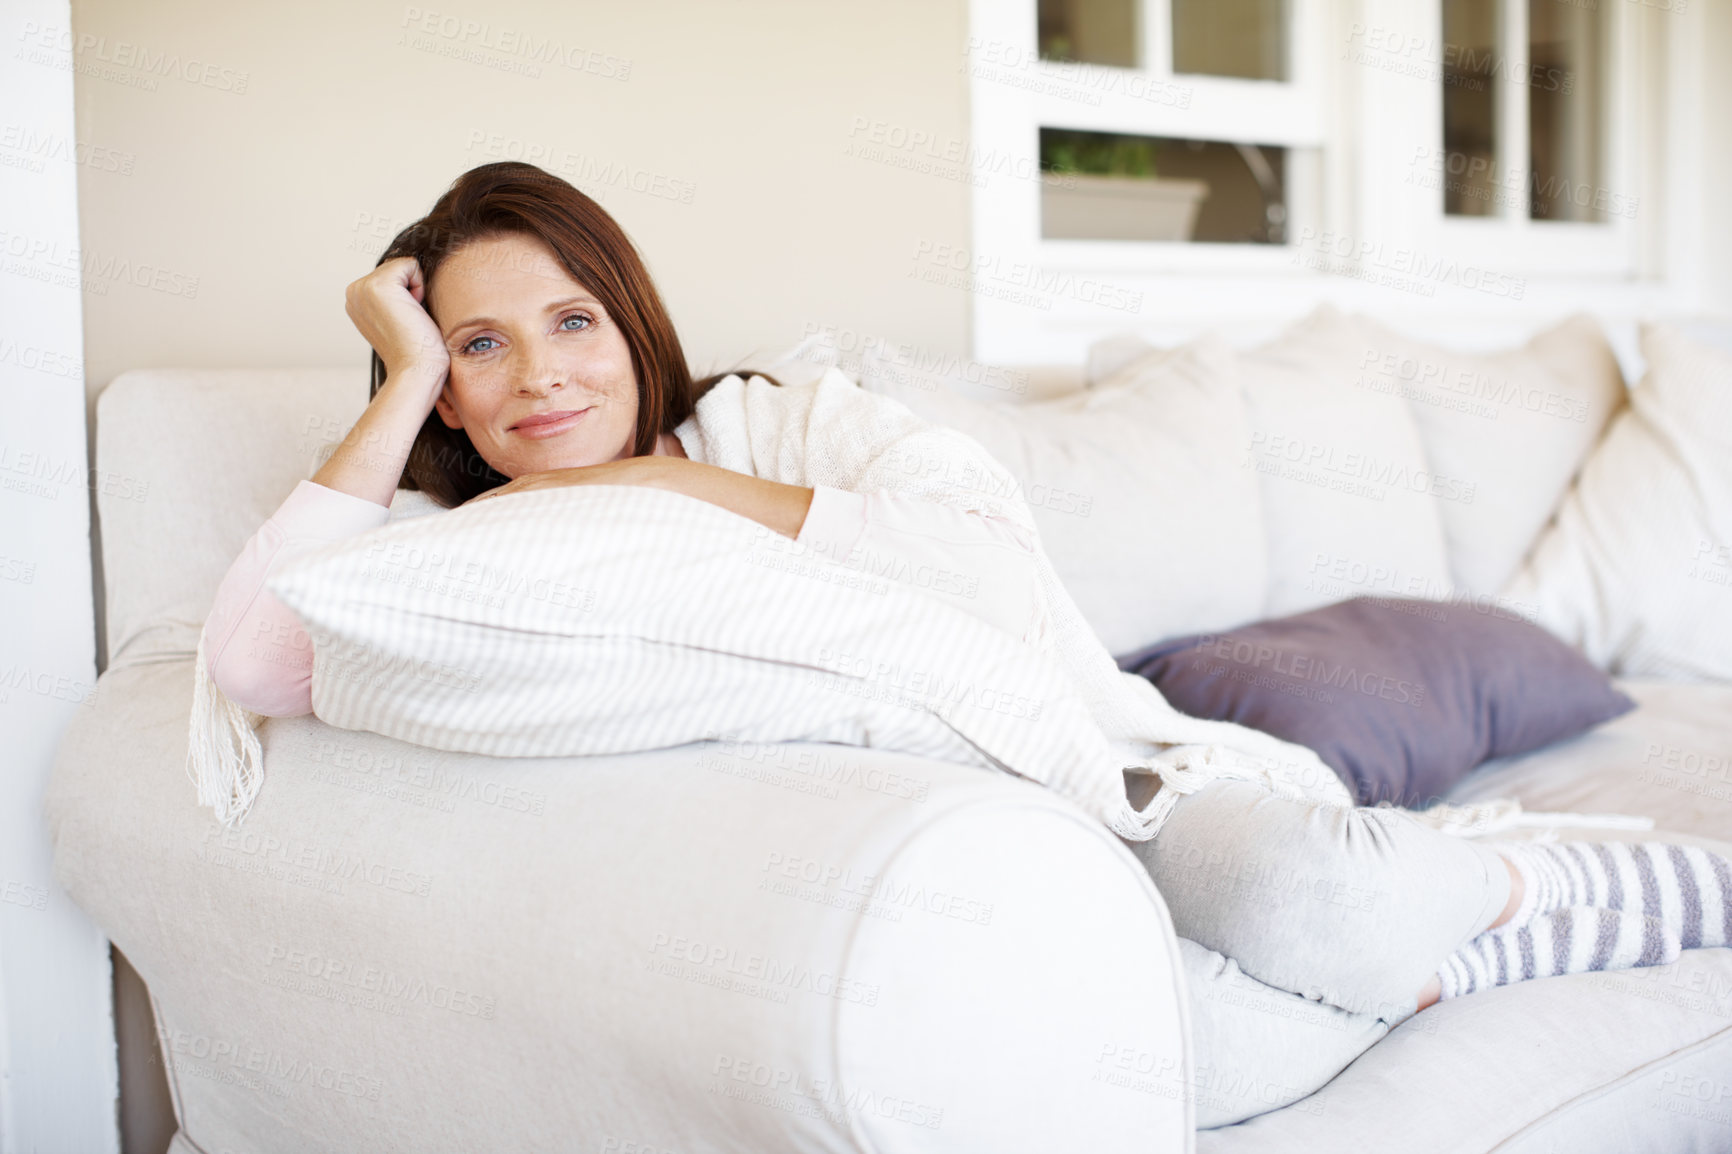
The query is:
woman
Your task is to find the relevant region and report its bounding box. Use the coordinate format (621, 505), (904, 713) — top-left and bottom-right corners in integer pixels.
(203, 162), (1729, 1126)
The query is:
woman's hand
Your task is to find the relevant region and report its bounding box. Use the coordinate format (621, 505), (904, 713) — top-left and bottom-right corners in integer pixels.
(462, 470), (580, 507)
(310, 258), (461, 509)
(344, 256), (451, 407)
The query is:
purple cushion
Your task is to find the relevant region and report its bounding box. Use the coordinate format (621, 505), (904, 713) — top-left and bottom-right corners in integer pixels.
(1114, 597), (1636, 807)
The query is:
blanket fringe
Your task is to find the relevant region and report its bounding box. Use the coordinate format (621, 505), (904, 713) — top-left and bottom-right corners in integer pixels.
(1110, 756), (1214, 841)
(1110, 776), (1657, 845)
(186, 631), (265, 827)
(1402, 797), (1656, 839)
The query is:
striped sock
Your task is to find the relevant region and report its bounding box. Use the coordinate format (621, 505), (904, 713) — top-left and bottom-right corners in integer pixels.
(1497, 841), (1732, 950)
(1437, 906), (1681, 1000)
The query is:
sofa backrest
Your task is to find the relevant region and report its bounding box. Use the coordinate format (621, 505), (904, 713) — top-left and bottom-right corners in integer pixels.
(96, 369), (367, 668)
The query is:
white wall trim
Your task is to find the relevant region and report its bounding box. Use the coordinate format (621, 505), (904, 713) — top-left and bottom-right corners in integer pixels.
(0, 0), (121, 1149)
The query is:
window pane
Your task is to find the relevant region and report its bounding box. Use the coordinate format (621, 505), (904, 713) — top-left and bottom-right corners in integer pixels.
(1442, 0), (1500, 217)
(1529, 0), (1605, 222)
(1171, 0), (1287, 82)
(1038, 0), (1138, 68)
(1040, 129), (1287, 243)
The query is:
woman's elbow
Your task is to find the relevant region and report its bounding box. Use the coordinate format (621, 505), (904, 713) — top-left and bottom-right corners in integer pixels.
(206, 644), (315, 718)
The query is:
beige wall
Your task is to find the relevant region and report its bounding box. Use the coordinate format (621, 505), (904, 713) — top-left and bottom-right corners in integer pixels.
(72, 0), (974, 396)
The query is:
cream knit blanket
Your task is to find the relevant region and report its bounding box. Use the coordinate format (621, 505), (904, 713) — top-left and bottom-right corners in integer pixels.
(675, 369), (1361, 838)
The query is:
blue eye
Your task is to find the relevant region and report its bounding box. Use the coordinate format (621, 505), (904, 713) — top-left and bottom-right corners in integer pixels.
(462, 335), (500, 354)
(560, 313), (592, 331)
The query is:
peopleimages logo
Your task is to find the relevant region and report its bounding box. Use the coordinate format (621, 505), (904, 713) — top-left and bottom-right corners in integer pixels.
(1187, 634), (1427, 708)
(398, 7), (632, 79)
(797, 322), (1031, 395)
(911, 240), (1145, 314)
(15, 22), (250, 93)
(1292, 226), (1525, 301)
(155, 1026), (382, 1101)
(1343, 23), (1572, 93)
(1355, 343), (1592, 424)
(0, 124), (135, 174)
(0, 229), (200, 299)
(710, 1055), (945, 1130)
(962, 37), (1193, 109)
(814, 645), (1044, 723)
(1406, 146), (1640, 221)
(1243, 430), (1478, 506)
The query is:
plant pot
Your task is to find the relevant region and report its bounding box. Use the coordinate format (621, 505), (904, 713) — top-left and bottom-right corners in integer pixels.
(1040, 173), (1211, 242)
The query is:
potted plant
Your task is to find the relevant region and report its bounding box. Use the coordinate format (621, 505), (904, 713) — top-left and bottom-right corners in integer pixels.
(1040, 131), (1210, 242)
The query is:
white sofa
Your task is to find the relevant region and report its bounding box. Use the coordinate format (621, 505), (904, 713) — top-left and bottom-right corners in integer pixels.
(46, 313), (1732, 1152)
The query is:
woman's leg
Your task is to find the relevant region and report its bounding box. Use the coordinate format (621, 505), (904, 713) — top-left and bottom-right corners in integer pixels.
(1414, 855), (1523, 1010)
(1177, 937), (1393, 1129)
(1122, 778), (1513, 1020)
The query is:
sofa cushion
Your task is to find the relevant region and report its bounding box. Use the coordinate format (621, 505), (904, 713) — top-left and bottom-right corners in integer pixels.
(1503, 323), (1732, 681)
(1198, 942), (1732, 1154)
(1084, 312), (1628, 612)
(1447, 678), (1732, 843)
(1347, 313), (1627, 595)
(1115, 596), (1636, 807)
(1237, 306), (1454, 617)
(858, 334), (1268, 655)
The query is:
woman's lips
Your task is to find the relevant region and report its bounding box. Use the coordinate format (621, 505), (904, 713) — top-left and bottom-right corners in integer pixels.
(510, 407), (591, 439)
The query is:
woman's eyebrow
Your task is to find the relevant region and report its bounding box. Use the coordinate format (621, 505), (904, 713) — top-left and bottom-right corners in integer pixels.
(442, 296), (603, 337)
(542, 295), (601, 313)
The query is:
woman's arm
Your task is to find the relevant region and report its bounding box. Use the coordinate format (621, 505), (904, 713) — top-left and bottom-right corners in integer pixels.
(205, 256), (453, 711)
(468, 456), (816, 539)
(313, 255), (454, 505)
(203, 480), (392, 715)
(471, 461), (1047, 642)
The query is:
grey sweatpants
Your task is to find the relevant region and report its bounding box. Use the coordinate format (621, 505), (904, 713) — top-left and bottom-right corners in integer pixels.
(1121, 778), (1515, 1127)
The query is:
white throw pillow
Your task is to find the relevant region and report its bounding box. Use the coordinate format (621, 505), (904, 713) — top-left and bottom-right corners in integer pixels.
(1347, 313), (1627, 594)
(1503, 323), (1732, 680)
(385, 486), (447, 521)
(858, 334), (1268, 656)
(1237, 306), (1454, 617)
(264, 483), (1170, 835)
(268, 484), (1058, 762)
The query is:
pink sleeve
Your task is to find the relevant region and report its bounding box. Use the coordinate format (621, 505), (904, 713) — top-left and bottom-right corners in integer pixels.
(796, 484), (1050, 645)
(202, 480), (392, 717)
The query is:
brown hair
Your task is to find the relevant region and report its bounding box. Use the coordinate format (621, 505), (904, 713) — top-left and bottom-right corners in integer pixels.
(369, 161), (770, 507)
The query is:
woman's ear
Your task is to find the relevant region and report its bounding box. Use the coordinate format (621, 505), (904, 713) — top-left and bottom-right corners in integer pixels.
(434, 385), (463, 430)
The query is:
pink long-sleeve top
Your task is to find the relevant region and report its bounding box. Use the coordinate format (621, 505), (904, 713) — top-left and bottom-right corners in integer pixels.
(203, 478), (1050, 717)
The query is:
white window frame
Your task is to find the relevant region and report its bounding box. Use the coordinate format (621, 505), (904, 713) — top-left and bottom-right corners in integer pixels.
(969, 0), (1328, 271)
(1357, 0), (1642, 278)
(967, 0), (1694, 365)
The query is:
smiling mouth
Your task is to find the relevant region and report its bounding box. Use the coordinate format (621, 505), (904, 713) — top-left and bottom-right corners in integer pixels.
(510, 408), (592, 438)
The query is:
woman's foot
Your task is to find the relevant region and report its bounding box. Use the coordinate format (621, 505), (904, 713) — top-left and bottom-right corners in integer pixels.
(1496, 840), (1732, 949)
(1435, 906), (1680, 1001)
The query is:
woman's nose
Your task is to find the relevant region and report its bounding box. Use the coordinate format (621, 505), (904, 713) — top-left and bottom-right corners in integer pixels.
(510, 345), (563, 396)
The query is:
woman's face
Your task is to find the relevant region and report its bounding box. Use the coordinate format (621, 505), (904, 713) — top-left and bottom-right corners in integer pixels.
(428, 232), (639, 479)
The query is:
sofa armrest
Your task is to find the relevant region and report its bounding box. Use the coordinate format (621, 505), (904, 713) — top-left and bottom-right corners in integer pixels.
(47, 660), (1192, 1154)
